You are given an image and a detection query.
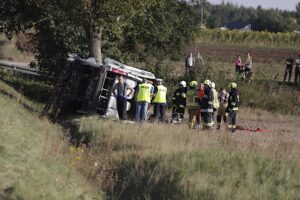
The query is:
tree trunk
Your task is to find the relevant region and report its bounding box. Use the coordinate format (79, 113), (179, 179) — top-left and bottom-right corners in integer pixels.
(85, 24), (102, 64)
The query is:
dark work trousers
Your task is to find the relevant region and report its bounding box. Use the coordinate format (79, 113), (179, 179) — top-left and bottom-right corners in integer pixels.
(217, 114), (227, 124)
(154, 103), (166, 122)
(295, 67), (300, 83)
(228, 110), (237, 128)
(117, 96), (127, 120)
(172, 106), (185, 119)
(235, 65), (241, 73)
(186, 66), (194, 80)
(244, 67), (251, 73)
(284, 67), (293, 82)
(201, 112), (213, 128)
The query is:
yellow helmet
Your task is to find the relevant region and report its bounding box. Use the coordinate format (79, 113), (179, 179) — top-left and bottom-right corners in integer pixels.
(228, 82), (237, 89)
(189, 81), (198, 87)
(204, 79), (211, 86)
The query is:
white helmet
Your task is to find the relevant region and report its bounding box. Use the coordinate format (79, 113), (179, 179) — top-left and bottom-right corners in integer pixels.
(211, 82), (215, 89)
(179, 80), (187, 88)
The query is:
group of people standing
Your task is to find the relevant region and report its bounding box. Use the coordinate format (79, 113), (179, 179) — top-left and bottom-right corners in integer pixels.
(284, 55), (300, 83)
(112, 75), (167, 123)
(172, 80), (240, 132)
(112, 75), (240, 132)
(235, 53), (253, 74)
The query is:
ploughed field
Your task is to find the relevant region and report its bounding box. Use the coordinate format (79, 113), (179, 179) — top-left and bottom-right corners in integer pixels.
(195, 43), (299, 63)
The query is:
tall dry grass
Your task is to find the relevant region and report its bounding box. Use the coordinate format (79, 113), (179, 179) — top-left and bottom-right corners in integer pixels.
(71, 107), (300, 199)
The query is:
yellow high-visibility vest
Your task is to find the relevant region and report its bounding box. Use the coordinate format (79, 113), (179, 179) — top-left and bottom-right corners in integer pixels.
(136, 83), (151, 103)
(153, 85), (167, 103)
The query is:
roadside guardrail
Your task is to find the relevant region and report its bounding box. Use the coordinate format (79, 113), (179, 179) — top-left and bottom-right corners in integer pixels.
(0, 60), (39, 76)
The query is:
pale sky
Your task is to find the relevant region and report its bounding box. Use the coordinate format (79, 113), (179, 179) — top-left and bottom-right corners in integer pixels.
(209, 0), (299, 11)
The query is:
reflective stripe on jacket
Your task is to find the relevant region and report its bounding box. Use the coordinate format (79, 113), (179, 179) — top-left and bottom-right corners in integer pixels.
(200, 87), (214, 112)
(186, 90), (199, 108)
(172, 87), (187, 107)
(227, 88), (239, 111)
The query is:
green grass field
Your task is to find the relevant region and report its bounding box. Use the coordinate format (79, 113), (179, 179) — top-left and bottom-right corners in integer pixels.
(0, 80), (103, 200)
(1, 73), (300, 199)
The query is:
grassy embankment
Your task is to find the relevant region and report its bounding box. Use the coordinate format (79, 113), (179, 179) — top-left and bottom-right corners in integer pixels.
(71, 107), (300, 199)
(0, 80), (103, 200)
(1, 30), (300, 199)
(1, 72), (300, 199)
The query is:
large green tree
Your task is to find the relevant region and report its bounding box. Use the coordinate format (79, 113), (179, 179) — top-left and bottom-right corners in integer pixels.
(0, 0), (151, 63)
(1, 0), (199, 80)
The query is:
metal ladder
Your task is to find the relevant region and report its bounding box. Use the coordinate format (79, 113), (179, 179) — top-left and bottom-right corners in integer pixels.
(95, 72), (116, 115)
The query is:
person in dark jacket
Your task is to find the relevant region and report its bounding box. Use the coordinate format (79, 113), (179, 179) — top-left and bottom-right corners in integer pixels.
(112, 76), (134, 120)
(172, 81), (187, 120)
(216, 88), (228, 130)
(226, 82), (240, 132)
(284, 55), (294, 82)
(295, 55), (300, 83)
(200, 79), (214, 130)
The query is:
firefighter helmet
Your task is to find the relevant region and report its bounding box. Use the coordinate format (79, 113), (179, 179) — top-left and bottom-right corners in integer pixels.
(189, 81), (198, 87)
(204, 79), (211, 86)
(211, 82), (216, 89)
(228, 82), (237, 89)
(179, 80), (187, 87)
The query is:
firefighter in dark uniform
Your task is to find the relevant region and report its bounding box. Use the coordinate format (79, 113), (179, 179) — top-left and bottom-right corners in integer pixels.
(226, 82), (240, 132)
(172, 81), (187, 120)
(186, 81), (199, 128)
(200, 80), (214, 130)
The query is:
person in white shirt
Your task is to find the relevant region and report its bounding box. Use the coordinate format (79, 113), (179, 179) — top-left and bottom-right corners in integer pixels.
(185, 52), (195, 78)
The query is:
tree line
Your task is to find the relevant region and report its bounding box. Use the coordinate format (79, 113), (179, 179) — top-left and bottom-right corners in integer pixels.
(197, 1), (300, 32)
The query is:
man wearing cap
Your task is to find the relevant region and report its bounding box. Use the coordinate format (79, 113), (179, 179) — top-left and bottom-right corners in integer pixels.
(112, 75), (134, 120)
(152, 79), (167, 122)
(135, 79), (154, 122)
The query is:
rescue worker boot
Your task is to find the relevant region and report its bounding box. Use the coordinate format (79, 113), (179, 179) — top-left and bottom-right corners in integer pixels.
(217, 123), (221, 130)
(227, 125), (233, 132)
(203, 125), (212, 131)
